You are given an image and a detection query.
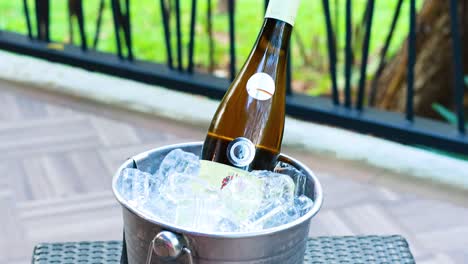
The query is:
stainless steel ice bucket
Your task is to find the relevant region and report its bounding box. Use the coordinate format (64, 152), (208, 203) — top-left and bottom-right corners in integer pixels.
(112, 142), (323, 264)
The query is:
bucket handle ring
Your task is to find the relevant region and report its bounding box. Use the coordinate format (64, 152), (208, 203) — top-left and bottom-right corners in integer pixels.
(146, 231), (193, 264)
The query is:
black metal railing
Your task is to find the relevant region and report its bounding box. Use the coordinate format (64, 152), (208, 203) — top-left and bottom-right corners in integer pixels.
(0, 0), (466, 156)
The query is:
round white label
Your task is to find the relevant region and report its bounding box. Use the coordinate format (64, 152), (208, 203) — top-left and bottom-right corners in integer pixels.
(246, 72), (275, 101)
(227, 137), (256, 168)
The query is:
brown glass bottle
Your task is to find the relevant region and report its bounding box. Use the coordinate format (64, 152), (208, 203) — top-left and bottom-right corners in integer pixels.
(202, 9), (296, 171)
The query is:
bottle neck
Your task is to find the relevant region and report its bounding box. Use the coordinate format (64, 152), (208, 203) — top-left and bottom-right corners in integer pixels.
(248, 18), (292, 79)
(259, 18), (293, 51)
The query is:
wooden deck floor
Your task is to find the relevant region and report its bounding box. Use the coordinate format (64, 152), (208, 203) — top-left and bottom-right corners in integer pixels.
(0, 80), (467, 264)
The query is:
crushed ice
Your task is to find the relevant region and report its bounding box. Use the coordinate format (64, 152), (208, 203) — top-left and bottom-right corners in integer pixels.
(117, 149), (314, 233)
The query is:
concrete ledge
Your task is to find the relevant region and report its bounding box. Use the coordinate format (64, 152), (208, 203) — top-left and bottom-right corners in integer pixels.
(1, 50), (468, 190)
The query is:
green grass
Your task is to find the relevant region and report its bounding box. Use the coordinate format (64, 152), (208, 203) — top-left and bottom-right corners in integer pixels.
(0, 0), (423, 95)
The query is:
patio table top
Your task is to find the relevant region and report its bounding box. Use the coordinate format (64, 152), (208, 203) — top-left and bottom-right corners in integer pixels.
(32, 235), (415, 263)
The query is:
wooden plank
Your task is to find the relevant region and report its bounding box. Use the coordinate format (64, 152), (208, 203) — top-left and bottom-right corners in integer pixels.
(0, 191), (27, 260)
(14, 94), (48, 119)
(417, 227), (468, 251)
(19, 192), (122, 252)
(90, 116), (141, 147)
(40, 153), (83, 196)
(1, 132), (101, 159)
(21, 156), (55, 200)
(68, 150), (113, 193)
(0, 92), (21, 121)
(0, 160), (32, 201)
(386, 199), (468, 233)
(308, 210), (355, 237)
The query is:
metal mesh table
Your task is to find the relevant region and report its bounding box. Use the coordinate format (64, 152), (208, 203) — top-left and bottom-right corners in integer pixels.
(32, 235), (415, 263)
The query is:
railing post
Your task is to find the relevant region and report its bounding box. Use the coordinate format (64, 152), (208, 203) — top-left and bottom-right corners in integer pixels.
(406, 0), (416, 122)
(322, 0), (340, 106)
(23, 0), (33, 39)
(187, 0), (197, 73)
(124, 0), (133, 60)
(68, 0), (88, 51)
(160, 0), (174, 69)
(111, 0), (133, 60)
(35, 0), (50, 42)
(93, 0), (106, 50)
(369, 0), (404, 106)
(207, 0), (214, 73)
(175, 0), (183, 71)
(449, 0), (466, 134)
(344, 0), (352, 108)
(111, 0), (123, 59)
(356, 0), (375, 111)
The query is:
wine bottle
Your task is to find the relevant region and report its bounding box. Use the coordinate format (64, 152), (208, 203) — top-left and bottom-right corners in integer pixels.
(202, 0), (300, 171)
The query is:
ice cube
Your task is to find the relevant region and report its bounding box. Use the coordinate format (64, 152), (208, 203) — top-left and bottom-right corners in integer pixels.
(251, 170), (295, 204)
(161, 172), (196, 203)
(294, 194), (314, 216)
(173, 200), (197, 228)
(118, 168), (174, 222)
(262, 205), (300, 228)
(244, 200), (299, 230)
(216, 218), (240, 232)
(160, 171), (218, 204)
(141, 195), (177, 223)
(220, 176), (263, 221)
(118, 149), (313, 232)
(119, 168), (158, 206)
(244, 200), (282, 231)
(118, 168), (136, 200)
(172, 193), (225, 231)
(193, 195), (226, 231)
(274, 162), (307, 197)
(156, 149), (200, 182)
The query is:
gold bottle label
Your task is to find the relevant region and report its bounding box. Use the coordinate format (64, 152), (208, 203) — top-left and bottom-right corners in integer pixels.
(199, 160), (257, 189)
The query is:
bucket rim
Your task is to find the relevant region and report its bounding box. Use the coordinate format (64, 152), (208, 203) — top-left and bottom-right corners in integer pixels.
(112, 141), (323, 239)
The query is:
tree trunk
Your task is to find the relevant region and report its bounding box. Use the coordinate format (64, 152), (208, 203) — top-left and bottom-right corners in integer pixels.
(374, 0), (468, 118)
